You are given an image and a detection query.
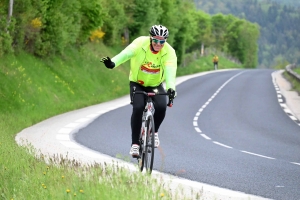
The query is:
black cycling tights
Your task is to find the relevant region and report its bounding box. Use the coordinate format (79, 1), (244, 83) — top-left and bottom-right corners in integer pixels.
(130, 81), (167, 145)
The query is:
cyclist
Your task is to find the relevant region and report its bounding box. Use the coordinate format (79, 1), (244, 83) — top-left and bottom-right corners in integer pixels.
(213, 55), (219, 70)
(101, 25), (177, 157)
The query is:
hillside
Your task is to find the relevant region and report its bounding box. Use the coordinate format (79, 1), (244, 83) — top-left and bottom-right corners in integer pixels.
(194, 0), (300, 68)
(271, 0), (300, 6)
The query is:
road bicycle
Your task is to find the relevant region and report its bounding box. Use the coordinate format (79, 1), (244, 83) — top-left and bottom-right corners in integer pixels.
(131, 89), (173, 174)
(214, 62), (218, 70)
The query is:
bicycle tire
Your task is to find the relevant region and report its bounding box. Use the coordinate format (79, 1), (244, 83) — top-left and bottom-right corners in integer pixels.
(144, 115), (155, 174)
(139, 127), (145, 172)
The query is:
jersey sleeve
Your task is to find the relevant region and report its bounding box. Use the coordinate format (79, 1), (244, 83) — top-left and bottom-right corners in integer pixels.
(111, 37), (143, 68)
(164, 48), (177, 91)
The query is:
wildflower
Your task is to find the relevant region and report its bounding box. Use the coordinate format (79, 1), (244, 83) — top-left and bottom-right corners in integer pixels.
(160, 193), (165, 197)
(90, 28), (105, 42)
(62, 175), (65, 179)
(31, 18), (42, 28)
(66, 189), (70, 193)
(74, 193), (76, 196)
(43, 172), (46, 175)
(79, 189), (84, 193)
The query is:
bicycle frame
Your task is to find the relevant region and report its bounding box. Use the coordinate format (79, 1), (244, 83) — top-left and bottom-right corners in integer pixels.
(140, 93), (155, 154)
(131, 89), (173, 173)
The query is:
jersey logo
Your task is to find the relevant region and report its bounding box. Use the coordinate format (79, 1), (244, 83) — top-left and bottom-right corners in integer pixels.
(140, 62), (160, 74)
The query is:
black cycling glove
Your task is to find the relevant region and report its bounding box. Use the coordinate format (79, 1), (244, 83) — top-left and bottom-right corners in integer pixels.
(167, 88), (176, 99)
(100, 56), (115, 69)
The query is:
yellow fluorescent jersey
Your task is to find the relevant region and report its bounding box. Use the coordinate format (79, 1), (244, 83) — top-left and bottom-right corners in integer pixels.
(111, 36), (177, 90)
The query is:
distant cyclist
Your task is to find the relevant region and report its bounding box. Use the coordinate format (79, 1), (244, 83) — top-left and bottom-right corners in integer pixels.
(213, 55), (219, 70)
(101, 25), (177, 157)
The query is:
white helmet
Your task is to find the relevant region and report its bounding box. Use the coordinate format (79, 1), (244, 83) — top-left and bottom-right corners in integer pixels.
(149, 25), (169, 39)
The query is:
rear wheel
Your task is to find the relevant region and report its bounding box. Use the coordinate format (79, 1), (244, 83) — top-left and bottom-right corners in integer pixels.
(144, 115), (155, 174)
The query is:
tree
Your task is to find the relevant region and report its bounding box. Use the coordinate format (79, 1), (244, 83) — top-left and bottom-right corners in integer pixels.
(211, 14), (236, 51)
(157, 0), (181, 45)
(128, 0), (162, 41)
(7, 0), (13, 31)
(193, 10), (212, 52)
(172, 2), (199, 66)
(100, 0), (128, 45)
(225, 19), (260, 68)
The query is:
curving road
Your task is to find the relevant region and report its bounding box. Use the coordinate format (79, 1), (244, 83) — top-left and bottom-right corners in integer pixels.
(74, 69), (300, 200)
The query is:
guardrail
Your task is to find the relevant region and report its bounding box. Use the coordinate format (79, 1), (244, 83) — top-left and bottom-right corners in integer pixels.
(286, 64), (300, 83)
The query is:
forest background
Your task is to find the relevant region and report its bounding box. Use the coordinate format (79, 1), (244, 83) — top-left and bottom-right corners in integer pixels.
(1, 0), (262, 69)
(194, 0), (300, 67)
(1, 0), (299, 69)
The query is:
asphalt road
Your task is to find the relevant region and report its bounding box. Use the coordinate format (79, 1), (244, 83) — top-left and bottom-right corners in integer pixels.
(74, 69), (300, 200)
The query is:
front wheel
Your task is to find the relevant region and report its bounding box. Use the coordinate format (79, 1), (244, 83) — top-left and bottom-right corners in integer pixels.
(144, 115), (155, 174)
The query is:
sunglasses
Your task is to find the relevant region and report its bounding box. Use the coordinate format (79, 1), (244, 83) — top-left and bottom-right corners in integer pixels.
(151, 37), (166, 44)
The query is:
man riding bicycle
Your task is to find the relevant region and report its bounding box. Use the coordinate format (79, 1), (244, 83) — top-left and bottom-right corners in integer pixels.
(101, 25), (177, 157)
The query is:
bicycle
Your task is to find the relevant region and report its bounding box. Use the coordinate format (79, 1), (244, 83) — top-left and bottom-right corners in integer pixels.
(214, 62), (218, 70)
(131, 89), (173, 174)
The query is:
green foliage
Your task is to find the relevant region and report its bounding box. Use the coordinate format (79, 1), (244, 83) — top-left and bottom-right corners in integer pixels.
(0, 1), (13, 55)
(172, 1), (199, 65)
(211, 14), (236, 51)
(7, 0), (37, 52)
(157, 0), (181, 44)
(188, 10), (212, 52)
(194, 0), (300, 67)
(0, 0), (103, 57)
(272, 0), (300, 6)
(100, 0), (128, 45)
(37, 0), (82, 56)
(284, 69), (300, 95)
(128, 0), (162, 40)
(78, 0), (103, 44)
(225, 19), (259, 68)
(272, 59), (289, 70)
(1, 0), (261, 67)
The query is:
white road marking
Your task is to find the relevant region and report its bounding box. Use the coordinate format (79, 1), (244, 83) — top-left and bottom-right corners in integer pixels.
(291, 162), (300, 166)
(200, 134), (211, 140)
(75, 118), (90, 122)
(193, 121), (198, 126)
(213, 141), (232, 149)
(65, 122), (80, 128)
(56, 134), (70, 140)
(58, 128), (73, 134)
(194, 127), (202, 133)
(59, 141), (82, 149)
(240, 151), (275, 160)
(272, 72), (300, 127)
(86, 113), (101, 118)
(190, 71), (299, 166)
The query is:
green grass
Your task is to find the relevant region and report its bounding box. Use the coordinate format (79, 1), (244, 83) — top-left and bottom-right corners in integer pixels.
(0, 42), (242, 199)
